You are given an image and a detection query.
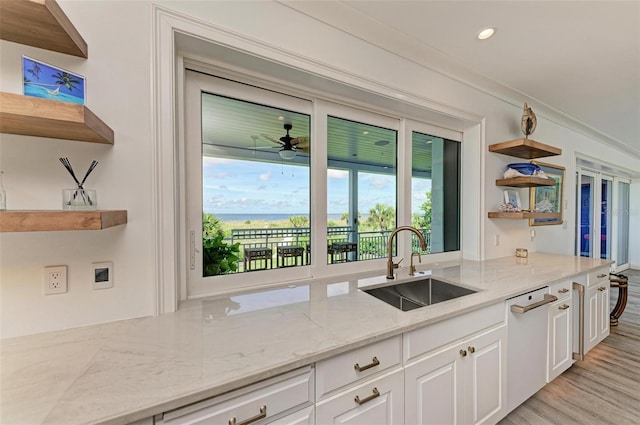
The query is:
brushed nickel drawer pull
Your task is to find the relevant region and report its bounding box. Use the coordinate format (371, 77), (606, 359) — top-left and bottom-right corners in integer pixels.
(558, 288), (569, 293)
(229, 406), (266, 425)
(354, 387), (380, 405)
(510, 293), (558, 314)
(559, 304), (570, 310)
(460, 349), (467, 357)
(597, 273), (607, 279)
(468, 346), (475, 354)
(354, 356), (380, 372)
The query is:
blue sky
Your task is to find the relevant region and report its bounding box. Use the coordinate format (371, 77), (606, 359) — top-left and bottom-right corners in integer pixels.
(203, 157), (430, 215)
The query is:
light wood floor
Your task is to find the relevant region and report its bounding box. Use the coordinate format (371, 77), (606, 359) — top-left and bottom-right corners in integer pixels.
(499, 269), (640, 425)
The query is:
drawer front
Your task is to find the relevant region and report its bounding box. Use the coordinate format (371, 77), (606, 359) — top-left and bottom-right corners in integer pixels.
(315, 367), (404, 425)
(588, 267), (610, 287)
(160, 367), (313, 425)
(403, 302), (503, 362)
(315, 335), (401, 399)
(549, 280), (572, 301)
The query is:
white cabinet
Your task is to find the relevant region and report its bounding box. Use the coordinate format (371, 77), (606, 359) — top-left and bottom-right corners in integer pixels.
(269, 406), (314, 425)
(584, 268), (610, 354)
(404, 304), (507, 425)
(315, 368), (404, 425)
(585, 284), (610, 353)
(547, 281), (573, 382)
(157, 367), (313, 425)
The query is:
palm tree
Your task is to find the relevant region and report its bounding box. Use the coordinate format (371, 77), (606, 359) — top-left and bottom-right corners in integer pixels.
(366, 203), (395, 232)
(52, 71), (81, 91)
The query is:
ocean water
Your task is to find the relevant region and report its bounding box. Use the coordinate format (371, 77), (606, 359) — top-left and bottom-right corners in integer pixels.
(24, 85), (84, 105)
(211, 213), (346, 222)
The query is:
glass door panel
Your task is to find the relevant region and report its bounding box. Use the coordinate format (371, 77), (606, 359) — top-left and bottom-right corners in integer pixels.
(600, 178), (612, 259)
(617, 181), (630, 266)
(578, 173), (595, 257)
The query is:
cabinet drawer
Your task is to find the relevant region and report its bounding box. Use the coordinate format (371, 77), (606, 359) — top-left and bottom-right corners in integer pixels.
(316, 335), (401, 399)
(403, 302), (503, 362)
(159, 367), (313, 425)
(549, 280), (572, 301)
(315, 367), (404, 425)
(588, 267), (610, 287)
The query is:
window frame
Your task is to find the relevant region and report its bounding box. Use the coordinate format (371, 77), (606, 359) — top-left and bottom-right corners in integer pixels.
(182, 68), (463, 300)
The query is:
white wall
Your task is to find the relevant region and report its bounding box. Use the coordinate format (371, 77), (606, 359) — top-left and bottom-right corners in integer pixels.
(1, 0), (637, 338)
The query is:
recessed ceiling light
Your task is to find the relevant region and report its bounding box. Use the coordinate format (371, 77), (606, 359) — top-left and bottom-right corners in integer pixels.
(375, 140), (390, 146)
(426, 140), (432, 144)
(278, 116), (284, 121)
(363, 131), (369, 135)
(477, 27), (496, 40)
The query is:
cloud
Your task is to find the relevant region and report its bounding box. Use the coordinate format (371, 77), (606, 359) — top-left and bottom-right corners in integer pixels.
(259, 171), (271, 181)
(257, 185), (267, 191)
(203, 157), (232, 166)
(328, 169), (349, 179)
(366, 175), (390, 190)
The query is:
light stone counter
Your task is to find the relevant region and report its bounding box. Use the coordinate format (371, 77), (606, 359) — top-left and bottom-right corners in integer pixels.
(0, 253), (612, 425)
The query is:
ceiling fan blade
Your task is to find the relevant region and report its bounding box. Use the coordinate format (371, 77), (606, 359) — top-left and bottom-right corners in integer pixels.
(261, 133), (282, 145)
(291, 136), (309, 148)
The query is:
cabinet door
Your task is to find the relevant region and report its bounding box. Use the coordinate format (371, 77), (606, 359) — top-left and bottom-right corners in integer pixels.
(584, 285), (599, 353)
(315, 368), (404, 425)
(404, 344), (464, 425)
(596, 284), (610, 343)
(463, 325), (507, 425)
(547, 298), (573, 382)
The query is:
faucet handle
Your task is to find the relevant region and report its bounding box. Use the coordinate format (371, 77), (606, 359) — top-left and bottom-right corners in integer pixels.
(393, 258), (403, 269)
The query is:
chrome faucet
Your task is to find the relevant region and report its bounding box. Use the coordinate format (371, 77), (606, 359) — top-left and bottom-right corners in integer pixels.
(409, 251), (422, 276)
(386, 226), (427, 279)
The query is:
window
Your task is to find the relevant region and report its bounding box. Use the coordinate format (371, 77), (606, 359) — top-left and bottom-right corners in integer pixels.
(185, 70), (461, 298)
(326, 115), (398, 264)
(411, 131), (461, 255)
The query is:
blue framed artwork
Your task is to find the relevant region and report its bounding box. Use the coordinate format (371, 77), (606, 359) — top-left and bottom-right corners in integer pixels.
(22, 56), (85, 105)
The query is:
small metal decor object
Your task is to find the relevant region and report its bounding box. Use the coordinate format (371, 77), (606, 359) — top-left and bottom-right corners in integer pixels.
(521, 102), (537, 138)
(515, 248), (528, 258)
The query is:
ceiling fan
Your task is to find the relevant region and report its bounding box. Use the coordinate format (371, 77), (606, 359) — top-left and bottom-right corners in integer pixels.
(261, 124), (309, 160)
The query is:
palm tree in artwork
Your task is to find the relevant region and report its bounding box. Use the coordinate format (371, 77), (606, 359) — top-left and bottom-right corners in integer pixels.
(52, 71), (81, 91)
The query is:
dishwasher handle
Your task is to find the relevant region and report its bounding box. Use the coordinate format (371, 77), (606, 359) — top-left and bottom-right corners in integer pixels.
(510, 293), (558, 314)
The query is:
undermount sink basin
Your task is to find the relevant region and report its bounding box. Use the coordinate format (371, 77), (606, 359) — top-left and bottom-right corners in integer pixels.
(363, 277), (477, 311)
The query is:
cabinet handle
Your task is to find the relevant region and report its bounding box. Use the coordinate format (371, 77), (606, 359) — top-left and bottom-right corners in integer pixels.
(510, 293), (558, 314)
(354, 356), (380, 372)
(558, 288), (569, 293)
(459, 349), (467, 357)
(598, 286), (607, 292)
(229, 405), (266, 425)
(468, 346), (475, 354)
(559, 304), (570, 310)
(597, 273), (607, 279)
(354, 387), (380, 405)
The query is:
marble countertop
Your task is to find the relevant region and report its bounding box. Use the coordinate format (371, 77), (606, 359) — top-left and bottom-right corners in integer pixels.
(0, 253), (612, 425)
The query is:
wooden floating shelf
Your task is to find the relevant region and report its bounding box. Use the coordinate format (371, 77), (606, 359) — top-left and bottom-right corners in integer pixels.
(495, 176), (557, 188)
(0, 92), (114, 144)
(0, 0), (88, 58)
(489, 138), (561, 159)
(488, 211), (561, 219)
(0, 210), (127, 232)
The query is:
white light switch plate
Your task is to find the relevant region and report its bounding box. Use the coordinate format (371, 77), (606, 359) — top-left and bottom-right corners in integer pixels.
(92, 262), (113, 290)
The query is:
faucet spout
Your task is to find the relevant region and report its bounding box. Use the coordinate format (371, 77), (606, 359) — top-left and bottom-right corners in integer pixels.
(386, 226), (427, 279)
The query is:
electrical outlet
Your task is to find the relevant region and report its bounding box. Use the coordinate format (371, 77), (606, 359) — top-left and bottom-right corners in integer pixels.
(44, 266), (67, 295)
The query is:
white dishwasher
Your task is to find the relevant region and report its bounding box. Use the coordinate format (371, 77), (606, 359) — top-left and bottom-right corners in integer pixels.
(506, 287), (557, 412)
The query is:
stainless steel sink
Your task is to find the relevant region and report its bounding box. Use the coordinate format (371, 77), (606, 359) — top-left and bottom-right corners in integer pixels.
(362, 278), (477, 311)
